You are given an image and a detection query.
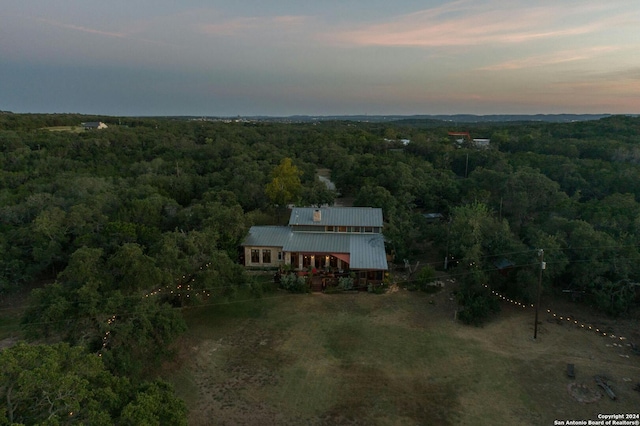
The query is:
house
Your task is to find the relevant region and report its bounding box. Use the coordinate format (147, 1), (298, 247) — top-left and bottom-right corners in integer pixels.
(472, 138), (490, 148)
(82, 121), (108, 130)
(241, 207), (388, 289)
(422, 212), (444, 223)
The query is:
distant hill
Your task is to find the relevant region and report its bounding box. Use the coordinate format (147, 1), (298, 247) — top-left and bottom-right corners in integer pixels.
(184, 114), (629, 124)
(283, 114), (619, 123)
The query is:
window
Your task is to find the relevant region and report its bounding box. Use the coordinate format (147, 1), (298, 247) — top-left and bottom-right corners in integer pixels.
(352, 226), (360, 233)
(277, 251), (283, 261)
(364, 226), (373, 233)
(327, 226), (334, 232)
(338, 226), (347, 232)
(262, 249), (271, 264)
(251, 249), (260, 263)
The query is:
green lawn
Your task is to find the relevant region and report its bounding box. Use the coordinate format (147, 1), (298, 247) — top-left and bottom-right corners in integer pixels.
(164, 291), (520, 425)
(163, 290), (640, 425)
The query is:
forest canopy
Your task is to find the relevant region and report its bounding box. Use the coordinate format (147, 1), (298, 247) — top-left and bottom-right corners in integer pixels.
(1, 113), (640, 418)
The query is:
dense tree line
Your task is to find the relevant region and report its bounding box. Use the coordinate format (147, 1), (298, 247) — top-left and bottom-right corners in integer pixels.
(1, 113), (640, 419)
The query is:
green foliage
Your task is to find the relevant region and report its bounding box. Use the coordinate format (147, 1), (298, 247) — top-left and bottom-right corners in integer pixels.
(265, 157), (302, 206)
(120, 381), (187, 425)
(301, 177), (337, 207)
(338, 276), (355, 291)
(367, 282), (387, 294)
(0, 342), (186, 425)
(591, 278), (638, 317)
(416, 266), (436, 290)
(457, 287), (501, 326)
(3, 113), (640, 425)
(279, 273), (309, 293)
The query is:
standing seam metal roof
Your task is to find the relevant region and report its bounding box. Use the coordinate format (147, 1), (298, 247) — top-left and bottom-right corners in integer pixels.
(242, 226), (388, 270)
(288, 207), (383, 227)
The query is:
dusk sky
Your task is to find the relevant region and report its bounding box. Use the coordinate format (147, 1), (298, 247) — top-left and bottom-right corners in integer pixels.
(1, 0), (639, 116)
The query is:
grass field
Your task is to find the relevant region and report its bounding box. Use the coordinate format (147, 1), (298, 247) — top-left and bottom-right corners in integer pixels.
(42, 126), (85, 133)
(162, 287), (640, 425)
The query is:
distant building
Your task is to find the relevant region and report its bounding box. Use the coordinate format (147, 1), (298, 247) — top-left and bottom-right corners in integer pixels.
(422, 213), (444, 223)
(448, 131), (490, 149)
(82, 121), (108, 130)
(472, 138), (490, 148)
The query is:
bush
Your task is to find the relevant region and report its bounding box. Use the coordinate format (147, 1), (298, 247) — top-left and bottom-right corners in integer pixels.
(280, 274), (309, 293)
(416, 266), (436, 291)
(367, 282), (387, 294)
(456, 288), (500, 326)
(324, 286), (342, 294)
(338, 276), (354, 291)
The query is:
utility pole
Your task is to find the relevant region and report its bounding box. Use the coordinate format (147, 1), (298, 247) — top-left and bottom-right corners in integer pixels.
(444, 217), (452, 270)
(533, 249), (545, 340)
(464, 153), (469, 178)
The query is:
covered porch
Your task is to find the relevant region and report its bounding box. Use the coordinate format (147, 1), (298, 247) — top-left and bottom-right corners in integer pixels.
(288, 252), (351, 272)
(286, 251), (385, 292)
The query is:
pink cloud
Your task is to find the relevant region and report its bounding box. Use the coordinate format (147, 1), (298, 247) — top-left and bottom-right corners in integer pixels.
(479, 46), (621, 71)
(328, 1), (625, 47)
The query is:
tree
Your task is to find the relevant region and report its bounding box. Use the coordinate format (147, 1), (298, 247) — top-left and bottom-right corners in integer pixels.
(301, 178), (337, 207)
(265, 157), (302, 207)
(0, 342), (187, 425)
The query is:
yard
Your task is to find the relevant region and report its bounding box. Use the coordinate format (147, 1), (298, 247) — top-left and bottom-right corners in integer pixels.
(162, 287), (640, 425)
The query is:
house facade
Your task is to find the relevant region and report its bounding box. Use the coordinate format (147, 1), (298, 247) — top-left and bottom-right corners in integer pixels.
(241, 207), (388, 287)
(82, 121), (108, 130)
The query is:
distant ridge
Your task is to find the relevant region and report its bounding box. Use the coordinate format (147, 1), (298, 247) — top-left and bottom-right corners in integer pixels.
(279, 114), (616, 123)
(183, 113), (627, 124)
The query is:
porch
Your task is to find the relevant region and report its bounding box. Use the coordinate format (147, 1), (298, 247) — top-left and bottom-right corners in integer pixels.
(291, 268), (385, 292)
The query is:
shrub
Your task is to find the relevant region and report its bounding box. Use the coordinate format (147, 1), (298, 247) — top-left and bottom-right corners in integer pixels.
(416, 266), (435, 288)
(367, 282), (387, 294)
(280, 273), (309, 293)
(338, 276), (354, 291)
(456, 288), (500, 326)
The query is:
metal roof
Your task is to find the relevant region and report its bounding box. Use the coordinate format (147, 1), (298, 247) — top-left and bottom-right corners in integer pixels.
(242, 226), (292, 247)
(349, 234), (388, 270)
(283, 233), (351, 253)
(288, 207), (383, 227)
(242, 226), (388, 270)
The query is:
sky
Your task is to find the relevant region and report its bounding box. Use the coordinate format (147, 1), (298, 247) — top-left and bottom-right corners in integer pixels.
(1, 0), (639, 116)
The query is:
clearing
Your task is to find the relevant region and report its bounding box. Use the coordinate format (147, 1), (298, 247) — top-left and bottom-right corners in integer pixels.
(162, 288), (640, 425)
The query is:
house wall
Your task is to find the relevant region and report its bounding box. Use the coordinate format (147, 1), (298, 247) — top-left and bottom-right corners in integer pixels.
(244, 246), (284, 268)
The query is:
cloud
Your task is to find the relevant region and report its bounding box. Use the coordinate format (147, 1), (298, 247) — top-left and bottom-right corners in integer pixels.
(328, 0), (626, 47)
(198, 15), (311, 37)
(33, 16), (180, 48)
(35, 17), (127, 39)
(479, 46), (621, 71)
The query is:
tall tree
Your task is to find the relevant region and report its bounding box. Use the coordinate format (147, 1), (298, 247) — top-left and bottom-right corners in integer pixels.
(265, 157), (302, 207)
(0, 342), (187, 425)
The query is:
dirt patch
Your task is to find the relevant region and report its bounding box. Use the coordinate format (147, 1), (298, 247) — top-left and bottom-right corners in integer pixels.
(319, 363), (459, 426)
(0, 337), (19, 351)
(567, 383), (602, 403)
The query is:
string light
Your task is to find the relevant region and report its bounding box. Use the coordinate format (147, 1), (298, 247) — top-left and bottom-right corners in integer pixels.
(101, 263), (215, 357)
(483, 283), (627, 341)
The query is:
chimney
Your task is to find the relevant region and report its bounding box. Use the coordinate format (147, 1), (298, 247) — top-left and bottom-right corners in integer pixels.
(313, 209), (321, 222)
